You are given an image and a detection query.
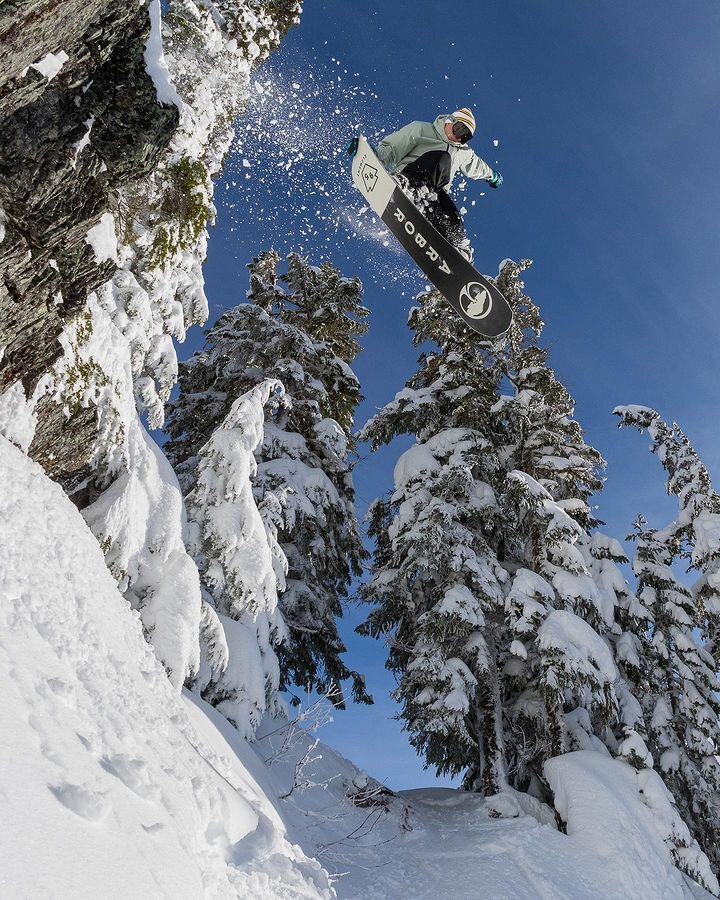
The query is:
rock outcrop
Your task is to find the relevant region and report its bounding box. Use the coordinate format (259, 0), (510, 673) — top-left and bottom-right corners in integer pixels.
(0, 0), (178, 489)
(0, 0), (301, 497)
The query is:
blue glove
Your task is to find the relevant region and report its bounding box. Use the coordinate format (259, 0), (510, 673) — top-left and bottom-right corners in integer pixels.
(488, 169), (503, 189)
(346, 137), (359, 156)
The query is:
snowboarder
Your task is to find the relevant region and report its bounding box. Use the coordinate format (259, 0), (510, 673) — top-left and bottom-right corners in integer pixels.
(350, 134), (512, 336)
(372, 108), (503, 255)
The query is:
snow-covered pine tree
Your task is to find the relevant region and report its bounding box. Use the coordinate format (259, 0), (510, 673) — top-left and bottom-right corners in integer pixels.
(166, 250), (371, 707)
(359, 294), (509, 792)
(186, 379), (288, 738)
(361, 260), (630, 796)
(615, 405), (720, 656)
(578, 531), (653, 765)
(616, 406), (720, 875)
(480, 263), (629, 788)
(631, 517), (720, 878)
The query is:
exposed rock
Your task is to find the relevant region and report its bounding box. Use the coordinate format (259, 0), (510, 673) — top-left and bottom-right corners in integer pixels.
(0, 0), (178, 485)
(29, 400), (98, 499)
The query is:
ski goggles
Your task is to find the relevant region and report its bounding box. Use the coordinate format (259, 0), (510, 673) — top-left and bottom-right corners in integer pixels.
(451, 121), (473, 143)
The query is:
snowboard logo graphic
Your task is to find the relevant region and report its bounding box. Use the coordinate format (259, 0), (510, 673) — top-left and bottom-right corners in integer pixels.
(359, 162), (379, 193)
(459, 282), (493, 320)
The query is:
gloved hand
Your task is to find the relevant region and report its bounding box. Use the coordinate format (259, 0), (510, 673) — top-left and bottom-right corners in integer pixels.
(346, 137), (359, 156)
(488, 169), (503, 189)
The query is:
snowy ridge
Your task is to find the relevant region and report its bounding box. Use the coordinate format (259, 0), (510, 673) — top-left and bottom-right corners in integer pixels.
(545, 752), (717, 899)
(251, 721), (716, 899)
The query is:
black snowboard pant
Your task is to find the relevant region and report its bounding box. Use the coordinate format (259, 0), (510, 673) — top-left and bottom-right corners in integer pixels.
(400, 150), (466, 247)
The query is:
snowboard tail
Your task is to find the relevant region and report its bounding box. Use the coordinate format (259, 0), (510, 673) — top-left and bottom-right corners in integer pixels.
(351, 137), (512, 338)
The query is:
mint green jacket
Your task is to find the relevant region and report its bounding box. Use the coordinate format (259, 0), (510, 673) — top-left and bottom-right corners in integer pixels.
(376, 115), (494, 191)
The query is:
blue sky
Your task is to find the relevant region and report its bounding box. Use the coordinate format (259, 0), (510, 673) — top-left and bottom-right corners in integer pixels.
(194, 0), (720, 788)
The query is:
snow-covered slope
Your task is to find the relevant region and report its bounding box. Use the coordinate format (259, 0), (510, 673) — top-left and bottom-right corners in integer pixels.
(0, 435), (331, 899)
(1, 432), (715, 898)
(184, 695), (716, 900)
(254, 733), (716, 900)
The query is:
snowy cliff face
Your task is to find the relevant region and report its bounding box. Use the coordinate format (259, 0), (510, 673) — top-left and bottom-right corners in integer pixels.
(0, 0), (301, 498)
(0, 0), (179, 490)
(0, 0), (302, 685)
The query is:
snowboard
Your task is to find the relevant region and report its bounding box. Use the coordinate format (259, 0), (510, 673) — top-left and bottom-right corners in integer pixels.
(351, 136), (513, 338)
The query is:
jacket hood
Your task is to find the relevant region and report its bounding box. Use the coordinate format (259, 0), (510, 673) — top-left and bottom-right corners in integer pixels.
(433, 114), (461, 145)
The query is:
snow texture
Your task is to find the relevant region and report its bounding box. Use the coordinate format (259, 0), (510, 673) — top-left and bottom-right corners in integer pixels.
(393, 442), (441, 491)
(83, 416), (203, 687)
(52, 291), (136, 480)
(693, 512), (720, 564)
(545, 751), (718, 898)
(0, 380), (41, 452)
(185, 380), (287, 737)
(22, 50), (69, 81)
(144, 0), (187, 112)
(187, 380), (286, 621)
(539, 609), (618, 682)
(71, 116), (95, 169)
(85, 212), (119, 264)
